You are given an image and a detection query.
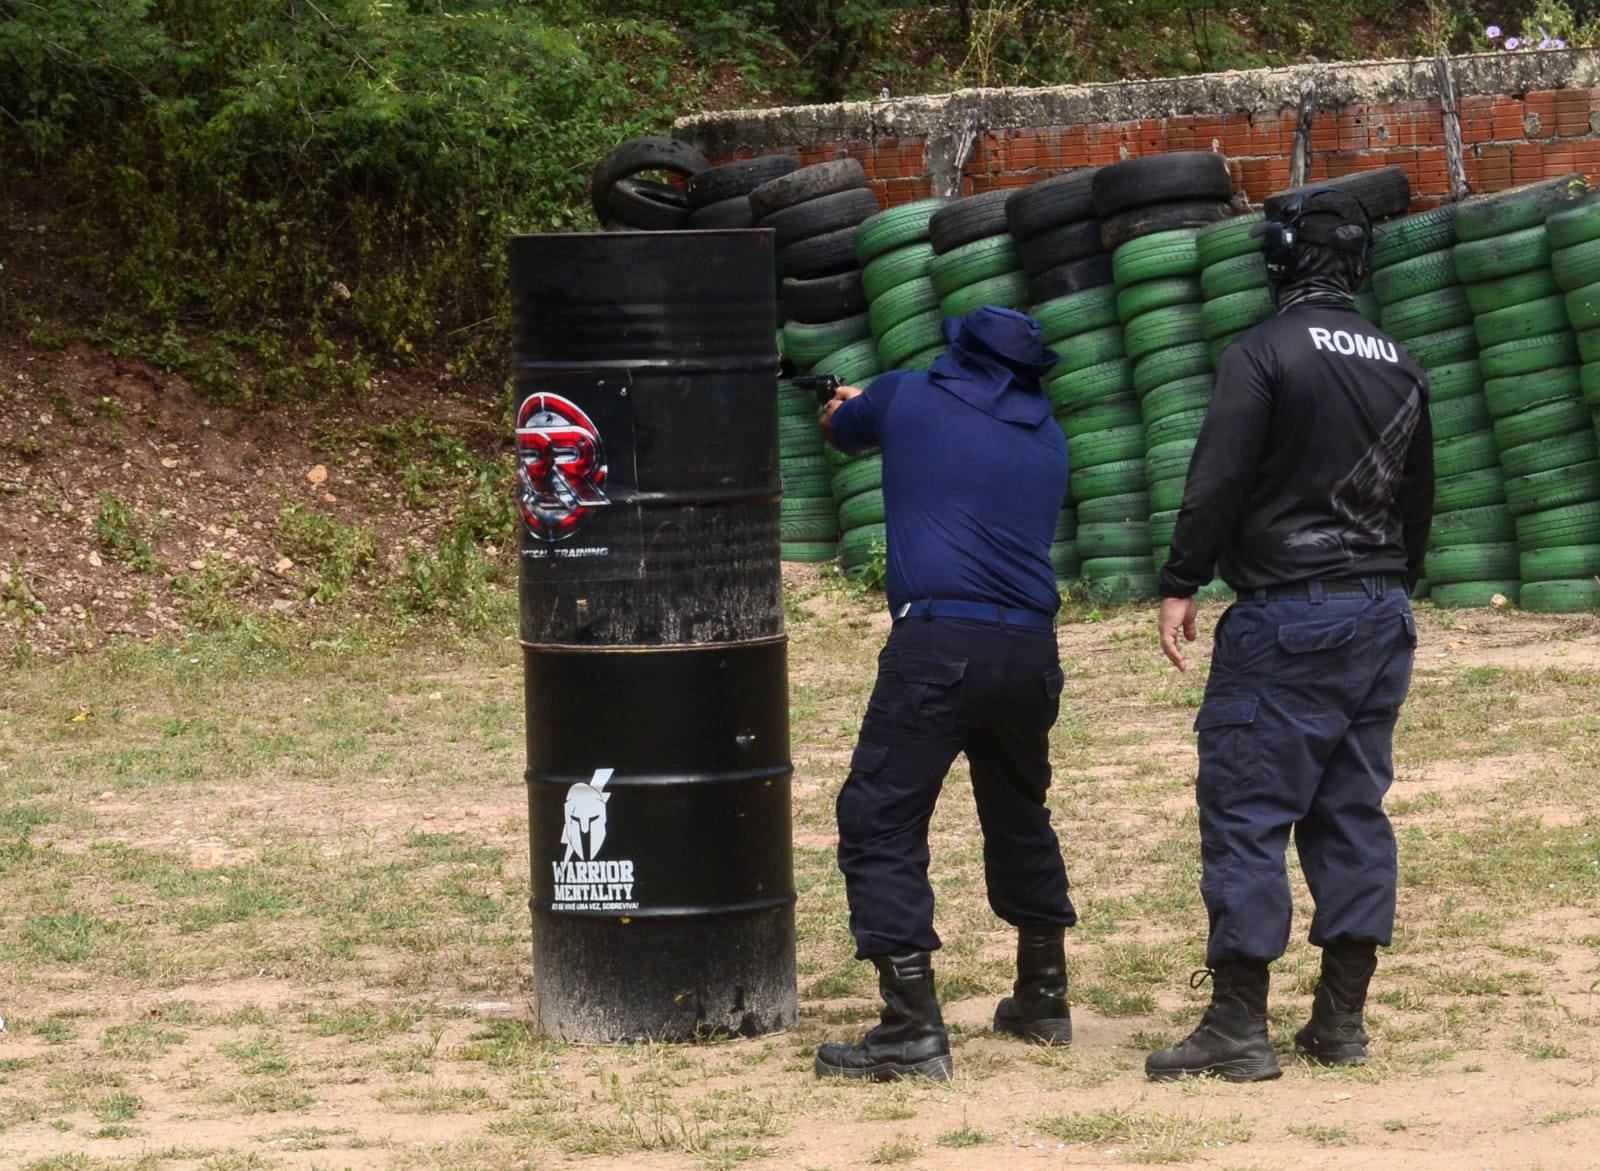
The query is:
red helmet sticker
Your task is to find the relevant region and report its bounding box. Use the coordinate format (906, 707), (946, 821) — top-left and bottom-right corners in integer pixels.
(515, 393), (610, 541)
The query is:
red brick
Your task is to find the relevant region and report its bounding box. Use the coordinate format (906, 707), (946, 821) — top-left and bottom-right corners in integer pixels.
(1458, 96), (1498, 145)
(1164, 118), (1198, 151)
(1237, 155), (1292, 201)
(1554, 90), (1591, 136)
(1513, 141), (1545, 183)
(1337, 106), (1369, 151)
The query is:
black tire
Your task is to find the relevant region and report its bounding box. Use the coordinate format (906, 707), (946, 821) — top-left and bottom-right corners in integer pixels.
(1018, 219), (1106, 276)
(589, 135), (709, 222)
(687, 194), (757, 229)
(782, 270), (868, 324)
(1263, 166), (1411, 221)
(1031, 255), (1115, 302)
(1006, 169), (1101, 239)
(928, 190), (1013, 254)
(686, 155), (799, 210)
(1100, 199), (1232, 252)
(604, 177), (690, 231)
(778, 225), (861, 279)
(1453, 173), (1589, 242)
(749, 158), (868, 219)
(760, 187), (881, 248)
(1091, 152), (1232, 218)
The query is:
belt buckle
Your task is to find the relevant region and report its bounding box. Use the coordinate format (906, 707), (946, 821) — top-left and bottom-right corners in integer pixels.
(894, 603), (911, 620)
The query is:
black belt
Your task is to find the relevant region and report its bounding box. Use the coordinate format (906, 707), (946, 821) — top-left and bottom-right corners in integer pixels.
(1241, 575), (1406, 601)
(893, 598), (1055, 630)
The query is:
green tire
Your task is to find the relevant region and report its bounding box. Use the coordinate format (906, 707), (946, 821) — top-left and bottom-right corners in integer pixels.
(1492, 398), (1594, 451)
(1201, 287), (1275, 340)
(1431, 394), (1492, 441)
(1060, 398), (1143, 439)
(1117, 276), (1202, 321)
(1424, 541), (1520, 582)
(1076, 490), (1151, 525)
(877, 310), (946, 369)
(1434, 466), (1508, 511)
(1482, 366), (1582, 419)
(1453, 174), (1589, 242)
(831, 453), (883, 501)
(1428, 360), (1485, 402)
(1111, 228), (1203, 286)
(1499, 430), (1598, 479)
(855, 198), (947, 263)
(1431, 503), (1516, 544)
(1142, 375), (1213, 425)
(1473, 295), (1568, 349)
(1379, 286), (1474, 339)
(1070, 458), (1149, 504)
(1123, 304), (1205, 363)
(783, 313), (872, 369)
(1076, 520), (1153, 558)
(1144, 407), (1209, 450)
(938, 271), (1031, 317)
(1564, 280), (1600, 330)
(1519, 578), (1600, 611)
(1520, 543), (1600, 582)
(1034, 286), (1121, 340)
(1050, 358), (1135, 413)
(781, 540), (839, 563)
(1545, 195), (1600, 250)
(1514, 500), (1600, 547)
(1464, 267), (1562, 314)
(1433, 431), (1501, 478)
(1453, 226), (1551, 283)
(1071, 424), (1147, 470)
(869, 277), (940, 339)
(1201, 252), (1269, 299)
(1077, 557), (1159, 603)
(1144, 437), (1198, 484)
(1428, 580), (1521, 607)
(781, 497), (841, 541)
(837, 487), (884, 530)
(862, 242), (935, 302)
(1149, 473), (1187, 512)
(1478, 332), (1580, 380)
(1504, 460), (1600, 516)
(1405, 324), (1479, 368)
(1373, 206), (1459, 269)
(811, 338), (884, 385)
(1372, 249), (1460, 305)
(929, 234), (1023, 298)
(1051, 324), (1127, 376)
(1195, 214), (1265, 268)
(838, 523), (887, 579)
(1133, 344), (1213, 397)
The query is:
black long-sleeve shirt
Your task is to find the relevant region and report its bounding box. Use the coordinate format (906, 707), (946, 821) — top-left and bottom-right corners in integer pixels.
(1159, 298), (1435, 597)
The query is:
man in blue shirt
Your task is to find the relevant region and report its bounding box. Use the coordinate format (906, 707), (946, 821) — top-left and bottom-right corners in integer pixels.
(812, 306), (1077, 1082)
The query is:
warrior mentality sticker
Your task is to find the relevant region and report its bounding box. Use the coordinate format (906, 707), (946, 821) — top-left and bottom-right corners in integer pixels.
(515, 392), (610, 542)
(551, 768), (639, 912)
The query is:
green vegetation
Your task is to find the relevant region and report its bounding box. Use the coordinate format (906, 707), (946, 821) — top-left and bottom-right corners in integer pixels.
(3, 0), (1585, 407)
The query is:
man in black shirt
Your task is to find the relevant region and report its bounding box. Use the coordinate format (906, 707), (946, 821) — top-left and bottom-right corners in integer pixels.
(1146, 188), (1434, 1082)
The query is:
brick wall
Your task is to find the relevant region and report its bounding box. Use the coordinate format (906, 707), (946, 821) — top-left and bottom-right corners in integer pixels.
(674, 50), (1600, 210)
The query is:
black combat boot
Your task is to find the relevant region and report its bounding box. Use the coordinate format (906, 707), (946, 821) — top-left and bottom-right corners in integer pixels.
(1145, 962), (1282, 1082)
(814, 952), (953, 1081)
(993, 924), (1073, 1045)
(1295, 940), (1377, 1066)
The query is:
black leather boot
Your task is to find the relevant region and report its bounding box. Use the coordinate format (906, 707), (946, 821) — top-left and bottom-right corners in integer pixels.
(1145, 962), (1282, 1082)
(993, 924), (1072, 1045)
(1295, 941), (1377, 1065)
(814, 952), (953, 1081)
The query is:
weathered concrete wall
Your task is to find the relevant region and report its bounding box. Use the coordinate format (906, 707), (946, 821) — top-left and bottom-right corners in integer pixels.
(672, 50), (1600, 208)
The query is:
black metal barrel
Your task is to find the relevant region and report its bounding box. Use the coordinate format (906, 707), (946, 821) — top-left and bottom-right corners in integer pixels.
(510, 230), (795, 1042)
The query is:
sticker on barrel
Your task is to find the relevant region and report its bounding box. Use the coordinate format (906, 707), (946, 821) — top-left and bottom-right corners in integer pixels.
(515, 392), (609, 542)
(550, 767), (639, 911)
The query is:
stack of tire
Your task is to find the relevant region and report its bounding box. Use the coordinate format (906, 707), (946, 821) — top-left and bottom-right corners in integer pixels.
(1548, 193), (1600, 610)
(1456, 176), (1600, 613)
(1368, 202), (1481, 604)
(1007, 169), (1113, 588)
(817, 196), (954, 581)
(929, 190), (1031, 332)
(1091, 152), (1234, 597)
(759, 160), (887, 568)
(588, 136), (711, 231)
(1196, 213), (1270, 361)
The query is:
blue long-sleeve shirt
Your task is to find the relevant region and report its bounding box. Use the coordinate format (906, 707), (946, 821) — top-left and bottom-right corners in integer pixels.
(831, 367), (1067, 615)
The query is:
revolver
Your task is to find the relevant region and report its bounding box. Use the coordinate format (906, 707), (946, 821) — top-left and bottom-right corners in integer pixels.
(791, 373), (844, 406)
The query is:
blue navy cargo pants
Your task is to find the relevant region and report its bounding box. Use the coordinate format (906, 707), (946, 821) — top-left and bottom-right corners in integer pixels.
(836, 613), (1076, 959)
(1194, 578), (1416, 967)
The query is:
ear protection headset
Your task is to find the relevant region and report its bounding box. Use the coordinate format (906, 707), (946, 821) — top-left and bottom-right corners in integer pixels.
(1258, 187), (1374, 281)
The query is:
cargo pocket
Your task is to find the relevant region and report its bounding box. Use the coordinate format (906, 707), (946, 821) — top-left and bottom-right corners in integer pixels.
(1193, 695), (1260, 801)
(1276, 617), (1358, 654)
(1401, 611), (1417, 646)
(849, 741), (890, 778)
(892, 651), (968, 728)
(1042, 665), (1065, 721)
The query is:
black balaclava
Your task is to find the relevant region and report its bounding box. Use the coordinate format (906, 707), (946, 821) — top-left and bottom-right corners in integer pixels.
(1261, 188), (1373, 311)
(1272, 241), (1367, 311)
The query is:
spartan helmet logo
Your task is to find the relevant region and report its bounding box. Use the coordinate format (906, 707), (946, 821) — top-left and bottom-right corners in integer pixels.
(559, 768), (614, 862)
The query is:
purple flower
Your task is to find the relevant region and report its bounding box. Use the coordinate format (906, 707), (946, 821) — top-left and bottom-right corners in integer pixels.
(1486, 24), (1502, 38)
(1506, 36), (1521, 48)
(1553, 38), (1567, 48)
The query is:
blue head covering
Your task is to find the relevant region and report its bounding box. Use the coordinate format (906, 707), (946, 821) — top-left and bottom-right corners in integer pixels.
(927, 305), (1060, 426)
